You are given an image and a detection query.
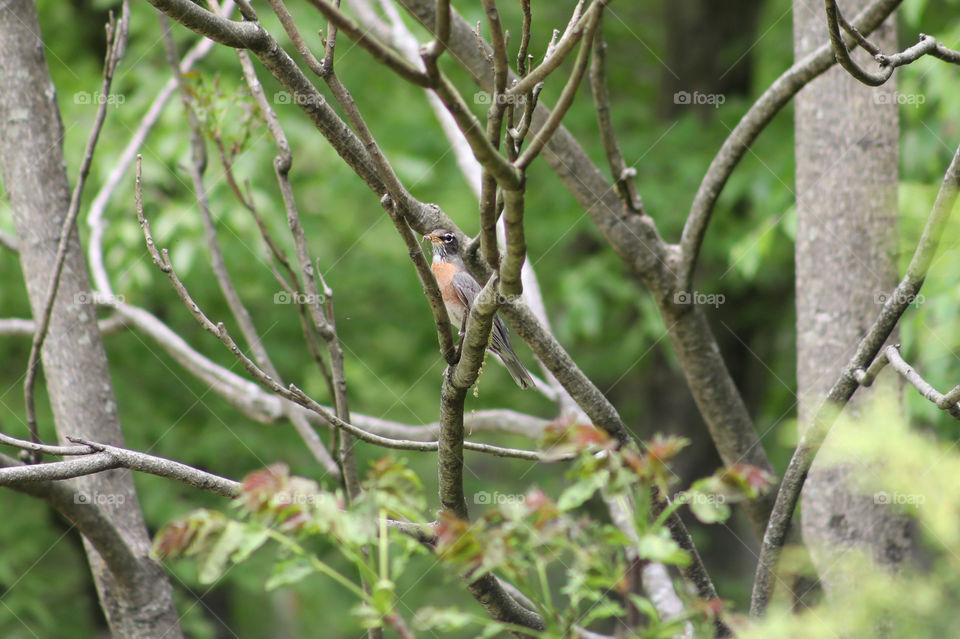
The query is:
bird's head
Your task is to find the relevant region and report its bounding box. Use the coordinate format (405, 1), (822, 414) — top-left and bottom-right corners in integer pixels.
(424, 229), (459, 258)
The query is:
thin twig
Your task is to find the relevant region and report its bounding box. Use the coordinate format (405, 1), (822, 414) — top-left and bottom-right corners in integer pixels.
(134, 162), (558, 463)
(854, 345), (960, 419)
(515, 3), (603, 170)
(306, 0), (431, 86)
(161, 8), (340, 476)
(589, 12), (643, 215)
(0, 315), (128, 337)
(478, 0), (509, 269)
(22, 0), (130, 460)
(0, 436), (240, 496)
(505, 0), (600, 97)
(267, 0), (457, 364)
(824, 0), (951, 86)
(87, 2), (233, 297)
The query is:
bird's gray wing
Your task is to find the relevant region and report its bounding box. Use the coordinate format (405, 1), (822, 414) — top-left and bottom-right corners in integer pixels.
(451, 271), (482, 309)
(452, 272), (514, 352)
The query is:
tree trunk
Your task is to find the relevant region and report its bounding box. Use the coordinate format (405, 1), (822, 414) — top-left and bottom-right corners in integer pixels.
(793, 0), (913, 595)
(0, 1), (183, 636)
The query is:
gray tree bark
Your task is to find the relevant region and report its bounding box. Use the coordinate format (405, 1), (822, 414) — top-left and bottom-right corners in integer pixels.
(0, 1), (183, 636)
(793, 0), (913, 595)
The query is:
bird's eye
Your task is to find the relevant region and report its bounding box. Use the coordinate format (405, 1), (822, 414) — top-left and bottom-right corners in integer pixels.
(443, 234), (454, 242)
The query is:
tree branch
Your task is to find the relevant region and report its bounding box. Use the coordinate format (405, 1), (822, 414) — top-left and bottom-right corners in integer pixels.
(677, 0), (902, 293)
(825, 0), (959, 87)
(23, 0), (130, 457)
(751, 140), (960, 616)
(854, 345), (960, 419)
(589, 12), (643, 214)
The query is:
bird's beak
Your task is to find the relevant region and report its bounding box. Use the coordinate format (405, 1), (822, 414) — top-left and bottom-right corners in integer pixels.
(423, 233), (440, 243)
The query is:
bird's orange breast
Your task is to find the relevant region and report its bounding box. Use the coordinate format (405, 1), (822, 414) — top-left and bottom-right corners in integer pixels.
(432, 260), (466, 324)
(432, 261), (459, 303)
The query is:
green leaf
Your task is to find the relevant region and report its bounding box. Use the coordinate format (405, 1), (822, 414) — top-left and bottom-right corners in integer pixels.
(372, 578), (395, 615)
(414, 606), (473, 632)
(198, 519), (247, 584)
(230, 524), (270, 564)
(579, 599), (626, 626)
(265, 557), (315, 590)
(557, 471), (606, 511)
(686, 491), (731, 524)
(636, 531), (690, 566)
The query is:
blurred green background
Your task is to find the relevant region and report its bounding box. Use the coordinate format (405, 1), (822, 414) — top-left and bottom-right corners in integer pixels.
(1, 0), (959, 636)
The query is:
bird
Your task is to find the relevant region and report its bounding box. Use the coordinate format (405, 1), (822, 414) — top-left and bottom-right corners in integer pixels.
(424, 229), (535, 390)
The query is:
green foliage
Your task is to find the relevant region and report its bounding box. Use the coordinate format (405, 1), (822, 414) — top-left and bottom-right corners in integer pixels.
(154, 431), (773, 638)
(2, 0), (958, 635)
(743, 397), (960, 637)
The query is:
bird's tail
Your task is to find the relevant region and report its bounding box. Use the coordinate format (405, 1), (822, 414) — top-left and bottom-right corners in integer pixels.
(496, 348), (535, 389)
(490, 317), (534, 389)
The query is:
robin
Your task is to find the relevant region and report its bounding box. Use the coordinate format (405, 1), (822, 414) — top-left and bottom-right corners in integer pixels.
(424, 229), (535, 389)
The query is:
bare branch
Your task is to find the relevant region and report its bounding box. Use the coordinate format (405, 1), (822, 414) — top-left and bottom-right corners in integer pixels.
(161, 9), (341, 477)
(87, 3), (231, 296)
(516, 5), (602, 170)
(589, 13), (643, 214)
(478, 0), (509, 269)
(0, 438), (240, 496)
(854, 345), (960, 419)
(498, 302), (630, 443)
(421, 0), (451, 65)
(0, 315), (127, 337)
(825, 0), (959, 86)
(306, 0), (431, 86)
(506, 0), (602, 97)
(23, 0), (130, 458)
(751, 140), (960, 617)
(677, 0), (901, 293)
(499, 187), (526, 298)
